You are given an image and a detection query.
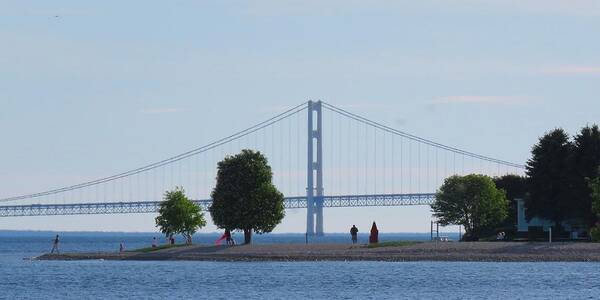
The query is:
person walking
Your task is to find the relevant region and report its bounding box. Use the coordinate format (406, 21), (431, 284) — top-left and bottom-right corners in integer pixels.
(350, 225), (359, 244)
(119, 242), (125, 253)
(50, 234), (60, 254)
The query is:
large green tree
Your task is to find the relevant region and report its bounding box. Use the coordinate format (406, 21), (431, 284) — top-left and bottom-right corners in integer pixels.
(525, 128), (574, 230)
(588, 174), (600, 241)
(432, 174), (508, 241)
(571, 125), (600, 228)
(493, 174), (528, 227)
(210, 149), (285, 244)
(155, 187), (206, 244)
(589, 175), (600, 220)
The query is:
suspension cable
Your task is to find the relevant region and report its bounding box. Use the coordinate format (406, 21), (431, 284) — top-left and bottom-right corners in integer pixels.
(321, 102), (524, 168)
(1, 102), (308, 203)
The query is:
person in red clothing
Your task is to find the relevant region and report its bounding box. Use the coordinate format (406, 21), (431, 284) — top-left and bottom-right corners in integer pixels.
(369, 222), (379, 244)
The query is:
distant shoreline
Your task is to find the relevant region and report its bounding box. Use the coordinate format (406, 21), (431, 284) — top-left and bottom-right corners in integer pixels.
(35, 242), (600, 262)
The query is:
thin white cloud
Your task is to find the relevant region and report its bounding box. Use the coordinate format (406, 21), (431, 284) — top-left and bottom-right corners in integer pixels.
(541, 65), (600, 75)
(139, 108), (184, 114)
(472, 0), (600, 16)
(432, 96), (535, 105)
(238, 0), (600, 17)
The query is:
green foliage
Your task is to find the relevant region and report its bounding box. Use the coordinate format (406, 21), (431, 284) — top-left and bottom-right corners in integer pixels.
(590, 226), (600, 242)
(432, 174), (508, 241)
(589, 175), (600, 241)
(493, 174), (527, 228)
(210, 149), (285, 244)
(525, 126), (600, 230)
(589, 176), (600, 218)
(571, 125), (600, 227)
(155, 187), (206, 244)
(525, 128), (573, 229)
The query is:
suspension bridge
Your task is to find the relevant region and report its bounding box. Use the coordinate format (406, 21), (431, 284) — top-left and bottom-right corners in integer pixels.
(0, 101), (524, 235)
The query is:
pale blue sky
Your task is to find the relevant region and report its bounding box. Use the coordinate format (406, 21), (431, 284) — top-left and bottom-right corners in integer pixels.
(1, 1), (599, 233)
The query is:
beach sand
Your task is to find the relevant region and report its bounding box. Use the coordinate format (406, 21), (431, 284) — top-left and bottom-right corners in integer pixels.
(35, 242), (600, 262)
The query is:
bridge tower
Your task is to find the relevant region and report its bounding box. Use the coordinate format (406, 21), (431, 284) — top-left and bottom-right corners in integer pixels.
(306, 100), (324, 236)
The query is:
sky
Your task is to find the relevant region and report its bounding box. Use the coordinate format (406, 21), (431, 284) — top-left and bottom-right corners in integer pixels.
(1, 0), (599, 234)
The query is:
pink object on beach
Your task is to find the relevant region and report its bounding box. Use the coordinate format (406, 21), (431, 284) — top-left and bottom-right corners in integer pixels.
(215, 234), (227, 245)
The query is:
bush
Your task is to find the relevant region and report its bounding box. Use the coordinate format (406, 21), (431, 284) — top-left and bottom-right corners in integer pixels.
(591, 225), (600, 242)
(527, 226), (545, 241)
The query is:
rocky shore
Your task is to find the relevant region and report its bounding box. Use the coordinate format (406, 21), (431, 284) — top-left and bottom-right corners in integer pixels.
(35, 242), (600, 262)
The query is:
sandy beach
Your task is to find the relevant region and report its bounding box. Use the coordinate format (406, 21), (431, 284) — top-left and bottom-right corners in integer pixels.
(35, 242), (600, 262)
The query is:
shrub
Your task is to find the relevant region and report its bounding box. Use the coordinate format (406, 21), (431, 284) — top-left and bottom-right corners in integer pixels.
(590, 225), (600, 242)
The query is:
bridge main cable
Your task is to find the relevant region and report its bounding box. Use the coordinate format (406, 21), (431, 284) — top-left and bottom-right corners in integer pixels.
(321, 101), (525, 169)
(0, 102), (308, 203)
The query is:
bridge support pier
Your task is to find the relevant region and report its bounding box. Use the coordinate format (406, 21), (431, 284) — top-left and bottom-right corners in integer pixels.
(307, 100), (324, 236)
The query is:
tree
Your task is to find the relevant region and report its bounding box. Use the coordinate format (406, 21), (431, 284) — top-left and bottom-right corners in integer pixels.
(589, 176), (600, 219)
(493, 174), (528, 227)
(525, 129), (574, 231)
(571, 125), (600, 228)
(155, 187), (206, 244)
(432, 174), (508, 240)
(588, 174), (600, 241)
(210, 149), (285, 244)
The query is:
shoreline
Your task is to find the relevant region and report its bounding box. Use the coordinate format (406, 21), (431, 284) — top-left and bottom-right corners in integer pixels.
(34, 242), (600, 262)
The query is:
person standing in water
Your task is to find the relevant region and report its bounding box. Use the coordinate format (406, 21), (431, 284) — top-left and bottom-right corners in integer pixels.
(350, 225), (359, 244)
(50, 234), (60, 254)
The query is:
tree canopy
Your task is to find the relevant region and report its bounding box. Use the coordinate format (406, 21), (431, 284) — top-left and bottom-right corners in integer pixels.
(588, 174), (600, 241)
(571, 125), (600, 227)
(210, 149), (285, 244)
(589, 175), (600, 220)
(493, 174), (527, 227)
(525, 128), (573, 229)
(432, 174), (508, 240)
(155, 187), (206, 244)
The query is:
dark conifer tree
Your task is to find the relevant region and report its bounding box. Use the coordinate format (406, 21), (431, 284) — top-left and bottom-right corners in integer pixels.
(525, 129), (573, 231)
(571, 125), (600, 228)
(493, 174), (528, 227)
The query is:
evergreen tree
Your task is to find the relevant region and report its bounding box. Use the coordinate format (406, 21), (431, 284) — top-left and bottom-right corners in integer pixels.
(493, 174), (528, 227)
(587, 174), (600, 241)
(571, 125), (600, 228)
(525, 129), (573, 231)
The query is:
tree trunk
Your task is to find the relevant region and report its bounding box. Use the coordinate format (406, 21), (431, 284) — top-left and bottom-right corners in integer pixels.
(244, 229), (252, 244)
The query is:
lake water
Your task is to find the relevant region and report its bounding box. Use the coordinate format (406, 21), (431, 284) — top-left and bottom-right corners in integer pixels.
(1, 231), (599, 299)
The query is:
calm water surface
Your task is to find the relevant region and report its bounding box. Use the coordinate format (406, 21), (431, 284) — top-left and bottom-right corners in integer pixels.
(1, 231), (599, 299)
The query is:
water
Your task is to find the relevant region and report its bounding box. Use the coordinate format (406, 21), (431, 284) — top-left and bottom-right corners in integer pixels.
(1, 231), (599, 299)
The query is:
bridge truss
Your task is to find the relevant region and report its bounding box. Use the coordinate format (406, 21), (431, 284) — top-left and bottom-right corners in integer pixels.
(0, 193), (435, 217)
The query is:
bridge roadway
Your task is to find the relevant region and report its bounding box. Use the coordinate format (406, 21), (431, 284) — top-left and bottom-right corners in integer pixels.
(0, 193), (435, 217)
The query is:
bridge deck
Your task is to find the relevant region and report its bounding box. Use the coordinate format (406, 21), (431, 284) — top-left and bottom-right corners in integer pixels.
(0, 193), (435, 217)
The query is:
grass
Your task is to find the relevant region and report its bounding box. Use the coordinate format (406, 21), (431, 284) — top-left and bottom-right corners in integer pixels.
(367, 240), (422, 248)
(129, 243), (189, 253)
